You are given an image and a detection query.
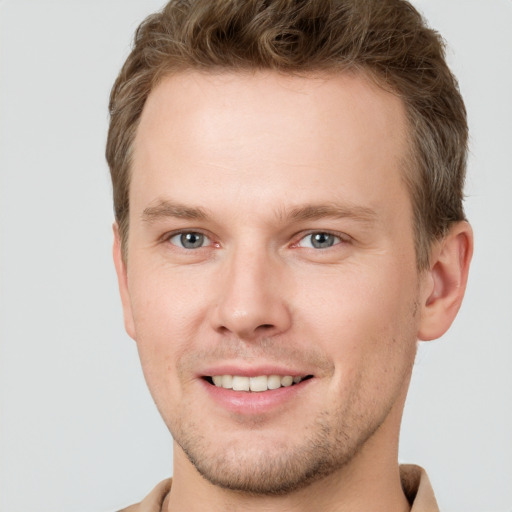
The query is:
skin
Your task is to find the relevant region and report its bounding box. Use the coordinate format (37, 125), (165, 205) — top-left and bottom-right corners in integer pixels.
(114, 70), (472, 511)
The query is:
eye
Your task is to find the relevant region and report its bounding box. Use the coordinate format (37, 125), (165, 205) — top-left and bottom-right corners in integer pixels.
(297, 232), (342, 249)
(168, 231), (211, 249)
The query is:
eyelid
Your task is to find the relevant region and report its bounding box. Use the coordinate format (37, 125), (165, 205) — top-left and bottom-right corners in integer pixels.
(162, 229), (217, 249)
(292, 230), (350, 248)
(159, 228), (350, 250)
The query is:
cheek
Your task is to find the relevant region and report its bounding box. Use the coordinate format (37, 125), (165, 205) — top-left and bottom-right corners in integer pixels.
(129, 260), (207, 339)
(126, 265), (208, 394)
(293, 262), (419, 368)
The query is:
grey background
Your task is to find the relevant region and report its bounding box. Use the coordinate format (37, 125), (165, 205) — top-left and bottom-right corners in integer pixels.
(0, 1), (511, 510)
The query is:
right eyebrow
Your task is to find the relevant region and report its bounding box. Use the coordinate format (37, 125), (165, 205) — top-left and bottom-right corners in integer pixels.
(141, 200), (208, 222)
(284, 203), (377, 224)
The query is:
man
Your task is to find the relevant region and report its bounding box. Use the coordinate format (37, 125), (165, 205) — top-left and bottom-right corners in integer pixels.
(106, 0), (472, 510)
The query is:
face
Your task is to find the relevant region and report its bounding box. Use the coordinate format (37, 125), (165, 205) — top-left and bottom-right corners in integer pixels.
(116, 71), (428, 494)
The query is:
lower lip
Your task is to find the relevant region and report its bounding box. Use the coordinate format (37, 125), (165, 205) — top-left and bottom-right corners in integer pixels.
(200, 378), (313, 415)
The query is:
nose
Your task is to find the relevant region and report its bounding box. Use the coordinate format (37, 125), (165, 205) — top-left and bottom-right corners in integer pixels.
(211, 246), (292, 341)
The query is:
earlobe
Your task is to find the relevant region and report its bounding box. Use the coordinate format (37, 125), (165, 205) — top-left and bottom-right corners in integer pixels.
(418, 221), (473, 341)
(112, 223), (137, 340)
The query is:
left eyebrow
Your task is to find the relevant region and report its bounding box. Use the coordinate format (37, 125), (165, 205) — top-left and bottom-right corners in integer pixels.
(141, 200), (209, 222)
(281, 203), (378, 224)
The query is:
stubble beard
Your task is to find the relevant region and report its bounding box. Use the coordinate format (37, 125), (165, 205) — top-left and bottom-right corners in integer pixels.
(159, 304), (419, 496)
(167, 391), (400, 496)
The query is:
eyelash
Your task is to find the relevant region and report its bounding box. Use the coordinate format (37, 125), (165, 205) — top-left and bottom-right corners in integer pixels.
(165, 231), (215, 250)
(163, 230), (348, 251)
(293, 231), (346, 250)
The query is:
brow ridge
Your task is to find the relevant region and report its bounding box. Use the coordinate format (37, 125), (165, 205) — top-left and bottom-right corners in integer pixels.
(283, 203), (377, 223)
(141, 199), (377, 225)
(142, 200), (208, 221)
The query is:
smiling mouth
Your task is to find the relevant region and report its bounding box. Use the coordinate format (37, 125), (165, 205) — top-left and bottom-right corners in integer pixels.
(203, 374), (314, 392)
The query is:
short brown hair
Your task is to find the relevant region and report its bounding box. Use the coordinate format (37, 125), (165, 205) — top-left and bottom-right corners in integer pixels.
(106, 0), (467, 269)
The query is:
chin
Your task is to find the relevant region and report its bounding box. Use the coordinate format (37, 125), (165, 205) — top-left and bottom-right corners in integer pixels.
(182, 440), (343, 495)
(171, 413), (378, 496)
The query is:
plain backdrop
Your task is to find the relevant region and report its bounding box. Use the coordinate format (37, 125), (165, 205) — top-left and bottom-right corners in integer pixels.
(0, 1), (511, 511)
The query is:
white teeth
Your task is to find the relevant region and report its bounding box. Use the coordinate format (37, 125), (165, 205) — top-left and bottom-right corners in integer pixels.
(232, 376), (250, 391)
(210, 374), (305, 392)
(249, 375), (268, 392)
(267, 375), (281, 390)
(281, 376), (293, 387)
(221, 375), (233, 389)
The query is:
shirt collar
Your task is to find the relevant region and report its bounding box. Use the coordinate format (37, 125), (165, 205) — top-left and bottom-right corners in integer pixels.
(121, 464), (439, 511)
(401, 464), (439, 512)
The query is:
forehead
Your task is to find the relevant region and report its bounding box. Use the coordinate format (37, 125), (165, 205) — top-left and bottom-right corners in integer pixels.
(131, 70), (410, 223)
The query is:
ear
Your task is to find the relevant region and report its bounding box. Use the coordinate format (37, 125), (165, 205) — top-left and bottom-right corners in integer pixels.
(418, 221), (473, 341)
(113, 223), (136, 340)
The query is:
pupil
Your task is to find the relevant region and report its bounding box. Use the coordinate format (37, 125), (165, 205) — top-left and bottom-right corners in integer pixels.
(312, 233), (333, 248)
(181, 232), (203, 248)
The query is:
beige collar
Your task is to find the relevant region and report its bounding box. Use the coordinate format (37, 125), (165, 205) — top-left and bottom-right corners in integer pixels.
(118, 464), (438, 512)
(401, 464), (439, 512)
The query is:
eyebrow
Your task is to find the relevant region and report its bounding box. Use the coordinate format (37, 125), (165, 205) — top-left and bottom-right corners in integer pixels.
(284, 203), (378, 224)
(142, 200), (208, 222)
(141, 199), (377, 225)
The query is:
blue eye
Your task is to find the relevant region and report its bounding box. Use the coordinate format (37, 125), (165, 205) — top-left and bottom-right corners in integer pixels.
(169, 232), (210, 249)
(298, 232), (341, 249)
